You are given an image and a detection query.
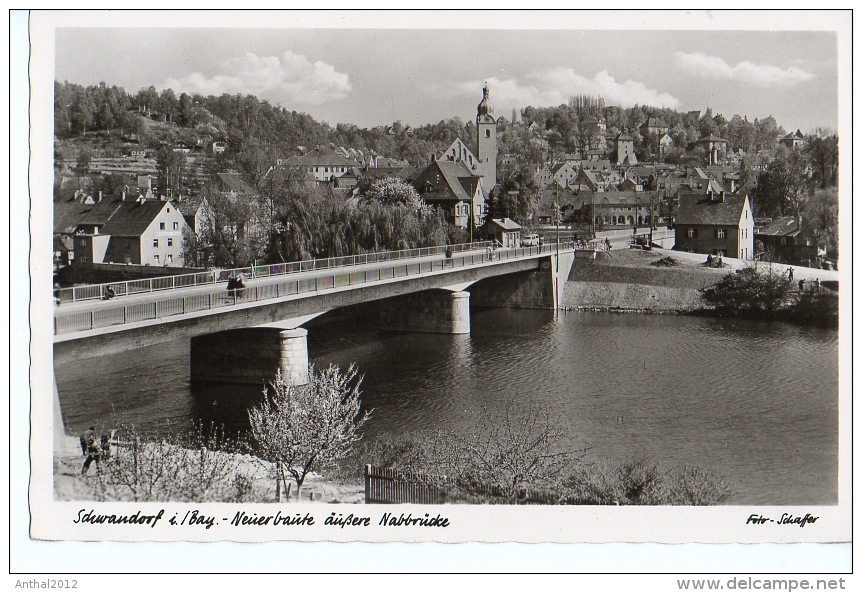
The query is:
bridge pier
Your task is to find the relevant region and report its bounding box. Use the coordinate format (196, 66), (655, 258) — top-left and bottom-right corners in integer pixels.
(470, 253), (575, 309)
(190, 327), (309, 386)
(379, 289), (471, 334)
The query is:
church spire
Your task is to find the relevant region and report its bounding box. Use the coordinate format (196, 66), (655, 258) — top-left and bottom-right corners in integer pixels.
(477, 81), (494, 118)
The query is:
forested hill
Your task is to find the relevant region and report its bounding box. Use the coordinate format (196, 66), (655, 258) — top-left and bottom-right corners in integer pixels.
(54, 80), (838, 206)
(54, 81), (477, 168)
(55, 80), (833, 168)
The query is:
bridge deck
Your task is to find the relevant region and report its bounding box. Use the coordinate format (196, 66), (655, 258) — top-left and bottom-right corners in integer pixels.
(54, 242), (575, 340)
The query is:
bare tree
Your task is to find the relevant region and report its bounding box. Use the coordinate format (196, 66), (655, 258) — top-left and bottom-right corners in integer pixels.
(459, 402), (579, 499)
(248, 364), (371, 500)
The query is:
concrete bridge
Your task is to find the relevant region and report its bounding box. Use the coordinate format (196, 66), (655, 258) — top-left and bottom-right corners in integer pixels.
(54, 242), (575, 386)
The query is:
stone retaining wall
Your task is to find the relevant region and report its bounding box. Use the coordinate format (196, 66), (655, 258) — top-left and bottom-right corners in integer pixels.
(562, 281), (703, 311)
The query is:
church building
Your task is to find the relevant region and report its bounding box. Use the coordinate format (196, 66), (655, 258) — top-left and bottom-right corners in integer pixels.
(412, 83), (499, 229)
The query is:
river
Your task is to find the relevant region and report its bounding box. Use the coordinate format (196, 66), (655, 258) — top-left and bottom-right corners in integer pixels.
(54, 305), (838, 505)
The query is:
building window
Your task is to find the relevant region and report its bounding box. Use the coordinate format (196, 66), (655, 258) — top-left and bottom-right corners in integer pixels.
(167, 254), (173, 264)
(168, 238), (173, 247)
(686, 228), (698, 238)
(716, 229), (726, 239)
(780, 237), (788, 245)
(153, 255), (160, 264)
(173, 222), (179, 230)
(159, 222), (166, 230)
(80, 255), (88, 263)
(485, 129), (491, 138)
(153, 239), (159, 248)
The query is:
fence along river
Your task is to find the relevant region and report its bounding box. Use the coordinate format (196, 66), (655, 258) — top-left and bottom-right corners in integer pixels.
(54, 304), (838, 506)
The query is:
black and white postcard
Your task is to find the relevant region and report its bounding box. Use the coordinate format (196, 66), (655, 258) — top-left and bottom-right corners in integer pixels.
(17, 9), (852, 572)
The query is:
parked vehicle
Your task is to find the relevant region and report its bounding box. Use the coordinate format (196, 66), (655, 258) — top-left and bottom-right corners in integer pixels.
(522, 233), (540, 247)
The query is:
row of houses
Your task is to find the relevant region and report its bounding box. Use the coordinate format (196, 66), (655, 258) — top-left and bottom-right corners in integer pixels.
(54, 194), (190, 270)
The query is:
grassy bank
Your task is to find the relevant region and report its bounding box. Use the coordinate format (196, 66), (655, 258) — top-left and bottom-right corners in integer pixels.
(565, 249), (839, 328)
(564, 249), (726, 312)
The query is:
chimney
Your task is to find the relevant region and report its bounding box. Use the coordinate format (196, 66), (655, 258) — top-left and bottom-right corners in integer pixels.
(430, 154), (436, 162)
(97, 190), (102, 203)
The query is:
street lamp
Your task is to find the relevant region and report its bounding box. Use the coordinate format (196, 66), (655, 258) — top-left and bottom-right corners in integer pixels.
(261, 164), (279, 263)
(553, 200), (561, 309)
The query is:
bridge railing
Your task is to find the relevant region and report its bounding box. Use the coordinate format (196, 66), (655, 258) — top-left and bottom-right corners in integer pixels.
(53, 241), (574, 336)
(55, 241), (493, 304)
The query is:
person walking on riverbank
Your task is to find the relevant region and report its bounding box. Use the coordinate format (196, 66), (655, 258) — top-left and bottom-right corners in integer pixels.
(80, 427), (103, 476)
(788, 267), (794, 281)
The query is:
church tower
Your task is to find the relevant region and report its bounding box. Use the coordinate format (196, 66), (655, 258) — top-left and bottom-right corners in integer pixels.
(476, 82), (497, 194)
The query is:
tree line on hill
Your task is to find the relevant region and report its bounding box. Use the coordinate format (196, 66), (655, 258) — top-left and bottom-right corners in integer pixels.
(54, 80), (839, 264)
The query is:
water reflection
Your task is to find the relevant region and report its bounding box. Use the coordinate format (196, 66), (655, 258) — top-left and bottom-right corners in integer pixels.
(54, 305), (838, 505)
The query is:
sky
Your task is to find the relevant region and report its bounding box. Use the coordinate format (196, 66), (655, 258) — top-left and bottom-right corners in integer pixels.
(51, 12), (841, 135)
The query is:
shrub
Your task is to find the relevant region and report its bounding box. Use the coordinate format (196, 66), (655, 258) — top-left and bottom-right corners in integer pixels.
(77, 423), (256, 502)
(701, 263), (793, 316)
(563, 457), (733, 505)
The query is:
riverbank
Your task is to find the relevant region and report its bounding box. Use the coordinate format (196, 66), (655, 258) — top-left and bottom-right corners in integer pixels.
(563, 248), (838, 313)
(53, 437), (364, 504)
(564, 248), (726, 311)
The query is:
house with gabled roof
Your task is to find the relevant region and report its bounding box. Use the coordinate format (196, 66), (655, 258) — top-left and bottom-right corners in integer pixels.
(282, 147), (354, 183)
(754, 216), (822, 266)
(659, 133), (674, 155)
(411, 156), (487, 229)
(176, 194), (210, 235)
(481, 218), (521, 248)
(68, 197), (190, 267)
(674, 190), (754, 259)
(580, 116), (607, 137)
(779, 130), (805, 150)
(536, 164), (554, 187)
(551, 161), (578, 188)
(640, 117), (669, 137)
